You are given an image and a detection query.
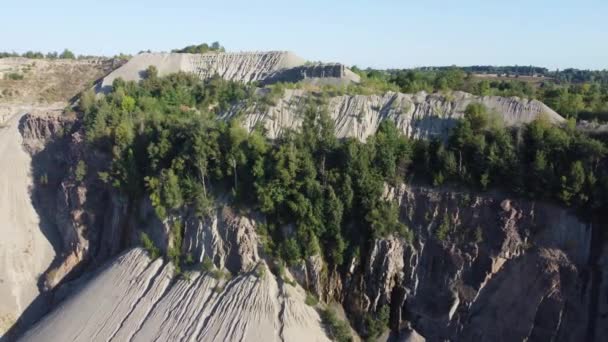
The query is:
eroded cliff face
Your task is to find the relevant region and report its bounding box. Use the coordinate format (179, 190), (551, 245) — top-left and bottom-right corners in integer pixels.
(0, 108), (61, 337)
(182, 206), (261, 273)
(224, 89), (564, 141)
(98, 51), (361, 93)
(14, 113), (606, 342)
(18, 113), (102, 287)
(20, 228), (331, 342)
(337, 184), (602, 341)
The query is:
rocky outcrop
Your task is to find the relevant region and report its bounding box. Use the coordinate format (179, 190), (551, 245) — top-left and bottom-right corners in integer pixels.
(17, 110), (66, 153)
(344, 184), (598, 341)
(182, 206), (260, 273)
(289, 255), (327, 301)
(263, 63), (361, 86)
(224, 89), (564, 140)
(19, 248), (331, 342)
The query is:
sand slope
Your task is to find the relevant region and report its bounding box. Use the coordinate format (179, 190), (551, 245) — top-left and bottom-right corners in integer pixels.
(100, 51), (307, 89)
(0, 110), (55, 336)
(20, 248), (331, 342)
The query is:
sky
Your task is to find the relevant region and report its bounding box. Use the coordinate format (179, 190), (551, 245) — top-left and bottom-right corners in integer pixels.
(1, 0), (607, 70)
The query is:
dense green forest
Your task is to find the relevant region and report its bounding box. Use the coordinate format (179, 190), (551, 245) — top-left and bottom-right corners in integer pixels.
(77, 69), (608, 340)
(80, 68), (608, 274)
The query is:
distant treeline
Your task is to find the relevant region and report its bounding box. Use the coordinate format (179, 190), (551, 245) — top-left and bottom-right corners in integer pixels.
(414, 65), (549, 77)
(0, 41), (227, 60)
(401, 66), (608, 84)
(0, 49), (80, 59)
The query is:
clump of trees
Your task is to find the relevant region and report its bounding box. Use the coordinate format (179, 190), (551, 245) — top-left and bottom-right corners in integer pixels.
(412, 102), (607, 210)
(320, 308), (352, 342)
(172, 42), (225, 54)
(348, 66), (608, 122)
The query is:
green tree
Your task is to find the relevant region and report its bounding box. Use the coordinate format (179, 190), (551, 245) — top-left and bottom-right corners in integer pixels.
(59, 49), (75, 59)
(75, 160), (87, 182)
(464, 103), (489, 132)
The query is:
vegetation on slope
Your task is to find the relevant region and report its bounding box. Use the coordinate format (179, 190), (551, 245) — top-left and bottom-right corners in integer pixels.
(350, 67), (608, 122)
(81, 67), (413, 269)
(172, 42), (225, 54)
(82, 69), (608, 268)
(79, 69), (608, 339)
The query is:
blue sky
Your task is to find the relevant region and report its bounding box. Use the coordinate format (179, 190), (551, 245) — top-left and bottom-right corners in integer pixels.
(1, 0), (606, 70)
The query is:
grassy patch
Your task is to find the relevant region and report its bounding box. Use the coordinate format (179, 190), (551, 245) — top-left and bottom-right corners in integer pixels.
(140, 232), (160, 259)
(4, 72), (24, 80)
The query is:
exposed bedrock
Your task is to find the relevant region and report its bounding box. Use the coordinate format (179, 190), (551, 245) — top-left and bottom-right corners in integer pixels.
(99, 51), (359, 92)
(224, 89), (564, 141)
(182, 206), (261, 273)
(342, 184), (602, 341)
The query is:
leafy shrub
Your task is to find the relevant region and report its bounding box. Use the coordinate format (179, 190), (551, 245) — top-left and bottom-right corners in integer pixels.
(201, 256), (214, 272)
(75, 160), (87, 182)
(320, 308), (352, 342)
(255, 263), (266, 279)
(4, 72), (24, 80)
(364, 306), (390, 339)
(435, 214), (451, 242)
(305, 293), (318, 306)
(140, 232), (160, 259)
(167, 220), (184, 273)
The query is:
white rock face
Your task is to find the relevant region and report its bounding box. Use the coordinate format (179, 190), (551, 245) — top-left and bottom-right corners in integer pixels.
(0, 107), (60, 336)
(366, 236), (406, 310)
(182, 207), (260, 273)
(100, 51), (307, 89)
(19, 248), (330, 342)
(225, 89), (564, 140)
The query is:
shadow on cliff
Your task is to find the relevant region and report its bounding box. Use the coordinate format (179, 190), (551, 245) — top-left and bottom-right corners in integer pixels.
(3, 117), (77, 341)
(410, 115), (458, 140)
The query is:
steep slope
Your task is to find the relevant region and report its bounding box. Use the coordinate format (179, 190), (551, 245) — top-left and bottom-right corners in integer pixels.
(99, 51), (307, 89)
(0, 106), (63, 336)
(224, 89), (564, 140)
(19, 248), (331, 342)
(0, 57), (114, 339)
(337, 184), (600, 341)
(99, 51), (361, 91)
(3, 53), (592, 342)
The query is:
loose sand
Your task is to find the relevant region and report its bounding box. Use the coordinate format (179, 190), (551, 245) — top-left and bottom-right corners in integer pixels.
(0, 108), (56, 336)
